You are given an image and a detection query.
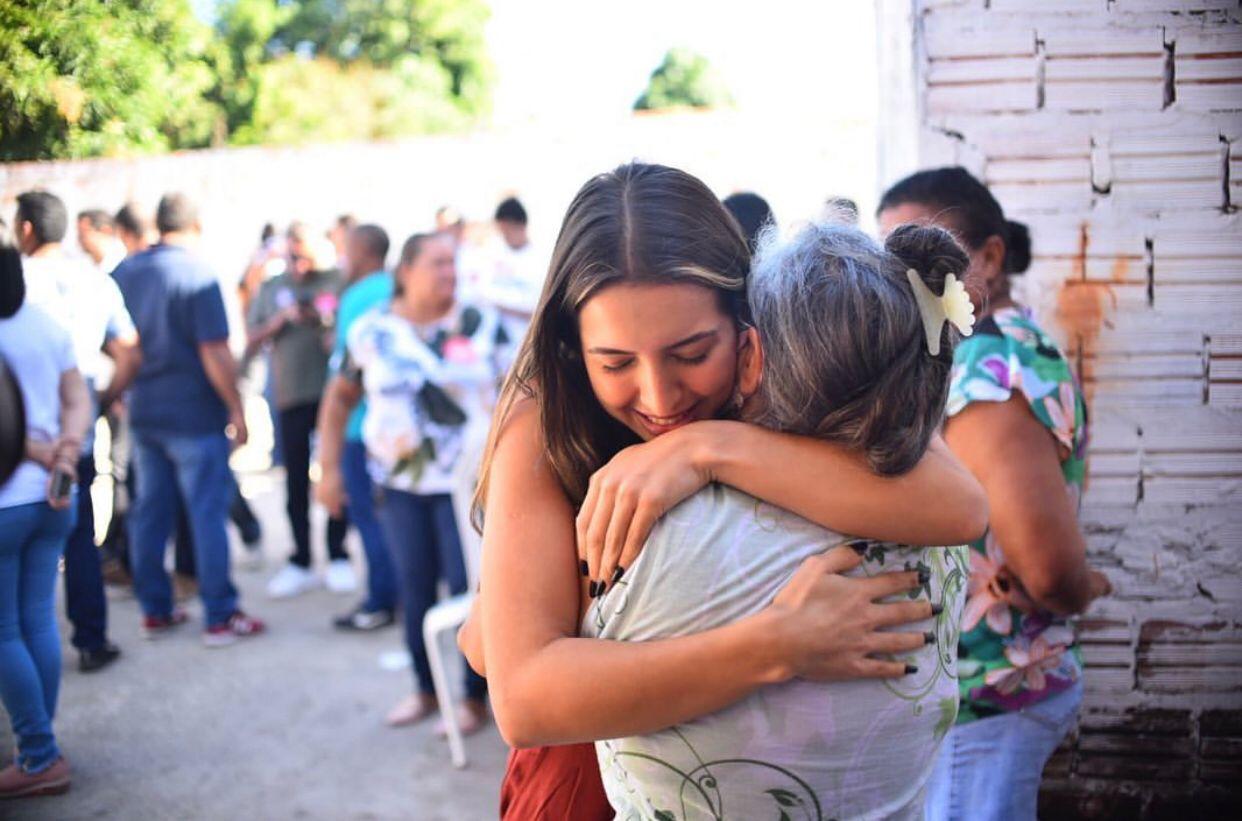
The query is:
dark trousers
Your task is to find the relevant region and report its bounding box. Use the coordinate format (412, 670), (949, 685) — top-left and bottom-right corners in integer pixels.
(63, 454), (107, 651)
(343, 439), (397, 612)
(376, 489), (486, 700)
(105, 450), (260, 581)
(174, 476), (261, 578)
(128, 431), (238, 625)
(279, 401), (347, 567)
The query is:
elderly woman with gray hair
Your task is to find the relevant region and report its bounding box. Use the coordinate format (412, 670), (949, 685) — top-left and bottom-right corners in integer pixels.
(581, 220), (975, 820)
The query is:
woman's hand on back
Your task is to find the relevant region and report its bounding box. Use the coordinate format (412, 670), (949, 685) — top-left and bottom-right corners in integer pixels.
(577, 423), (713, 593)
(767, 546), (935, 681)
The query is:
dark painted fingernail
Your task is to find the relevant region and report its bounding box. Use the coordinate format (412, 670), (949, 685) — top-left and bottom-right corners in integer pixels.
(597, 580), (608, 596)
(904, 664), (919, 675)
(917, 567), (930, 586)
(579, 560), (589, 577)
(924, 631), (935, 645)
(931, 602), (943, 616)
(588, 581), (599, 598)
(611, 566), (625, 584)
(847, 539), (869, 555)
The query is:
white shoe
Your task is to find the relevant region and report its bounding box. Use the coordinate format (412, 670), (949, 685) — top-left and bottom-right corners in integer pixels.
(325, 559), (358, 594)
(236, 549), (265, 572)
(266, 563), (321, 599)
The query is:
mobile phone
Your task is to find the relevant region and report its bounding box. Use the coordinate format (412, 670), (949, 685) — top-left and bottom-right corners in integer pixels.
(50, 466), (74, 501)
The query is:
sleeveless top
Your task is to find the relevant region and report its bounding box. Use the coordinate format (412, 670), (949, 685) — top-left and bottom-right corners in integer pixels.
(947, 307), (1088, 724)
(582, 484), (967, 820)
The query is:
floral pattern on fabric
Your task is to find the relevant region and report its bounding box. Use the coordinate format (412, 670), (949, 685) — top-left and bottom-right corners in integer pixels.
(948, 307), (1088, 723)
(344, 303), (501, 495)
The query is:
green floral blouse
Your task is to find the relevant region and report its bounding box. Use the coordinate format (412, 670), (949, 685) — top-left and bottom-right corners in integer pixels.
(947, 307), (1088, 724)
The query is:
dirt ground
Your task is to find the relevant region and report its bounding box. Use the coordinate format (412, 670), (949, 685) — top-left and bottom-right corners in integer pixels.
(0, 469), (508, 820)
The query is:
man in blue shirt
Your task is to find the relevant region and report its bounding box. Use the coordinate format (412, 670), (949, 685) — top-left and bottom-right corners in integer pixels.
(325, 223), (398, 631)
(112, 193), (264, 647)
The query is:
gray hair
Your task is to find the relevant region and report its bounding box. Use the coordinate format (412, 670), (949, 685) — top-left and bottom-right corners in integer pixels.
(155, 192), (199, 234)
(748, 221), (967, 475)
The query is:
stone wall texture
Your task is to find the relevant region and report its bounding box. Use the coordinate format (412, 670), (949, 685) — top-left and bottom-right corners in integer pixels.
(906, 1), (1242, 816)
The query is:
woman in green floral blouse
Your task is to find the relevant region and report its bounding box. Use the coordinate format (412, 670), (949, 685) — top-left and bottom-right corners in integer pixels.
(879, 167), (1112, 821)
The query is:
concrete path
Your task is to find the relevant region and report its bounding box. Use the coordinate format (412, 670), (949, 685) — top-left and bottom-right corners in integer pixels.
(0, 469), (508, 820)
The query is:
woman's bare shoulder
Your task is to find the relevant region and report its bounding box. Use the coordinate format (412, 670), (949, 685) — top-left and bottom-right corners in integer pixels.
(483, 396), (577, 561)
(489, 396), (567, 507)
(494, 396), (544, 459)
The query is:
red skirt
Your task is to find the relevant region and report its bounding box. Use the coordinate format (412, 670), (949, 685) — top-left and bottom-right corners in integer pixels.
(499, 743), (613, 820)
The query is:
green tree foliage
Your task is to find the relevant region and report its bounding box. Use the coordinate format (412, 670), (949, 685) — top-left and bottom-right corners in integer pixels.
(275, 0), (491, 113)
(208, 0), (297, 140)
(229, 54), (470, 146)
(0, 0), (219, 161)
(213, 0), (489, 146)
(0, 0), (492, 161)
(633, 48), (734, 112)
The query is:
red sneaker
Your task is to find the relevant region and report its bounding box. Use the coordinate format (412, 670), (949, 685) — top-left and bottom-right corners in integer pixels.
(141, 610), (189, 640)
(203, 611), (266, 648)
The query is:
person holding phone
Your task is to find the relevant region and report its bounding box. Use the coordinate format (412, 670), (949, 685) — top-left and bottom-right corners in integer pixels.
(0, 238), (92, 798)
(247, 222), (353, 599)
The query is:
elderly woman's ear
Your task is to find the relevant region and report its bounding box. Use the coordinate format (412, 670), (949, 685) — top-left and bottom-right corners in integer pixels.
(737, 325), (763, 400)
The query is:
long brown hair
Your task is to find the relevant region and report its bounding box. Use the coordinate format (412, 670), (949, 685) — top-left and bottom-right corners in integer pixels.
(472, 162), (752, 526)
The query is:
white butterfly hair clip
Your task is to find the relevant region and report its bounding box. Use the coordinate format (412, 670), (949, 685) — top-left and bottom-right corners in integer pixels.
(906, 269), (975, 355)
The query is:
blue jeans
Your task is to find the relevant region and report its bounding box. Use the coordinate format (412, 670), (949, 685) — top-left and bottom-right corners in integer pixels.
(64, 453), (108, 651)
(129, 430), (238, 626)
(0, 500), (75, 773)
(376, 489), (485, 700)
(926, 679), (1084, 821)
(343, 440), (397, 612)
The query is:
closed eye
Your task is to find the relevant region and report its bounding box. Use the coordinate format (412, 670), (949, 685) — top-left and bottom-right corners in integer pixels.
(601, 359), (634, 373)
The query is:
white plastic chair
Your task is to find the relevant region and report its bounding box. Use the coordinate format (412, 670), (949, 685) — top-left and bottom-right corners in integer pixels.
(423, 425), (487, 769)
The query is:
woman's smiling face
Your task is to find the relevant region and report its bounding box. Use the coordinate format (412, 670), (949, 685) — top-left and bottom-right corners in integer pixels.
(578, 282), (741, 440)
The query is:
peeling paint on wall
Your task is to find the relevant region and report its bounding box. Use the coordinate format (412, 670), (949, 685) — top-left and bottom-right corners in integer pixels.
(904, 0), (1242, 815)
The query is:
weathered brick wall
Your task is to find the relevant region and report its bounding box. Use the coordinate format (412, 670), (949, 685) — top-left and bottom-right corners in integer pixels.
(888, 0), (1242, 815)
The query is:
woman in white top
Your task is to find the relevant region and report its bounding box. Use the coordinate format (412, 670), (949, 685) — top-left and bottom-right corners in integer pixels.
(0, 241), (91, 798)
(582, 221), (975, 819)
(318, 232), (503, 734)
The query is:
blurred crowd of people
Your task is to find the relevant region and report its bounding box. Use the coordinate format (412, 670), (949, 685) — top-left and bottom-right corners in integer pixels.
(0, 186), (556, 796)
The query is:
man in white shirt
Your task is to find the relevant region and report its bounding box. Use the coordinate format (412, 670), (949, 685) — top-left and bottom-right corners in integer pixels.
(76, 209), (127, 276)
(15, 191), (141, 673)
(469, 197), (546, 374)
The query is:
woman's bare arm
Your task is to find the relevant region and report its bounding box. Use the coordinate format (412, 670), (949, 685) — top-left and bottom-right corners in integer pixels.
(706, 424), (986, 543)
(314, 375), (361, 518)
(482, 402), (930, 748)
(45, 367), (92, 510)
(457, 593), (486, 676)
(58, 367), (91, 448)
(944, 397), (1107, 615)
(580, 420), (988, 588)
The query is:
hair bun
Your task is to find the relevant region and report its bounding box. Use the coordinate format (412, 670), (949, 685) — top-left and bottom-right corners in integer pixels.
(883, 223), (970, 292)
(1005, 219), (1031, 274)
